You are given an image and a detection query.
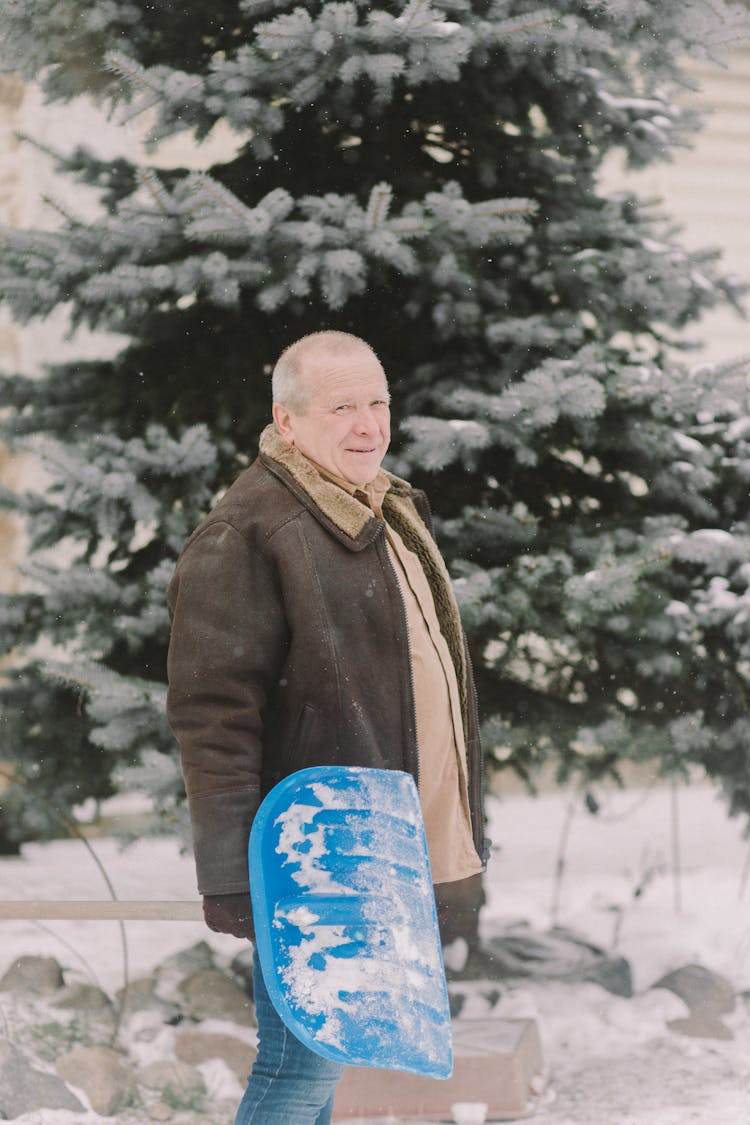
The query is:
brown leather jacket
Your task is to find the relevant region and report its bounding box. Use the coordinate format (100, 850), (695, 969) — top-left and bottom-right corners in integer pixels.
(166, 426), (485, 895)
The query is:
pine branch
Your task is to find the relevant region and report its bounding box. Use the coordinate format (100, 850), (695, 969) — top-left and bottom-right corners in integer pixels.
(488, 10), (557, 37)
(41, 194), (84, 226)
(365, 182), (393, 229)
(255, 8), (314, 49)
(137, 169), (175, 216)
(397, 0), (434, 29)
(105, 50), (162, 97)
(179, 172), (279, 236)
(104, 50), (163, 123)
(471, 197), (539, 220)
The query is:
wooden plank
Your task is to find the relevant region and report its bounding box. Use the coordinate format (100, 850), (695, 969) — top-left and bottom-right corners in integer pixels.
(332, 1018), (545, 1121)
(0, 900), (203, 921)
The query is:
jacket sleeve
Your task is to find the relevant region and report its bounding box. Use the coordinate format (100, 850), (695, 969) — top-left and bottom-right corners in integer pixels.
(166, 520), (287, 895)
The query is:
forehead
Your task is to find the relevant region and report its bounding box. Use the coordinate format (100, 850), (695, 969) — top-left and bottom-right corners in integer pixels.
(300, 348), (388, 400)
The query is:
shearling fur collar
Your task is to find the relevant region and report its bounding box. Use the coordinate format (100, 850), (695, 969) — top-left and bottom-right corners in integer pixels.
(259, 423), (412, 541)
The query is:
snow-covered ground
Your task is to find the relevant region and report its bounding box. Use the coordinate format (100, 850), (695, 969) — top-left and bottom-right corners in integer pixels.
(483, 782), (750, 1125)
(1, 779), (749, 1123)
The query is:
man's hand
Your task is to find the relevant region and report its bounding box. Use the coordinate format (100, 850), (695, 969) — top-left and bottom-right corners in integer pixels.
(203, 892), (255, 941)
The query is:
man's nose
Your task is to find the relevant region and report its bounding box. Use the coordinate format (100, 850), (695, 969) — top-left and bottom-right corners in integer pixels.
(353, 407), (379, 433)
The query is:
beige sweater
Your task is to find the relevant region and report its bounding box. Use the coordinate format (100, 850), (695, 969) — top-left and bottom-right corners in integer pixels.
(315, 463), (482, 884)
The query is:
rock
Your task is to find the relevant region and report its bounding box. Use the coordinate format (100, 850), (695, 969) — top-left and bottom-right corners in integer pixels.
(653, 964), (735, 1016)
(230, 946), (255, 996)
(667, 1013), (734, 1040)
(0, 1037), (85, 1116)
(175, 1030), (257, 1082)
(449, 991), (466, 1018)
(116, 976), (181, 1022)
(178, 968), (255, 1025)
(29, 1015), (111, 1064)
(56, 1044), (135, 1115)
(158, 941), (216, 978)
(0, 954), (64, 994)
(464, 924), (633, 997)
(148, 1102), (175, 1120)
(152, 941), (217, 1006)
(139, 1058), (206, 1108)
(582, 951), (633, 998)
(53, 982), (115, 1014)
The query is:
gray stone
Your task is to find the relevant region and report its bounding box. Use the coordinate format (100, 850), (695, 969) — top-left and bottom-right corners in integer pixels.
(148, 1102), (175, 1120)
(178, 968), (255, 1025)
(175, 1029), (257, 1082)
(653, 963), (735, 1016)
(230, 946), (255, 996)
(27, 1015), (107, 1065)
(158, 941), (216, 978)
(30, 995), (116, 1063)
(139, 1058), (206, 1107)
(466, 924), (633, 997)
(581, 952), (633, 998)
(152, 941), (217, 1006)
(667, 1013), (734, 1040)
(53, 982), (114, 1014)
(0, 1037), (85, 1116)
(116, 976), (180, 1021)
(56, 1044), (135, 1115)
(0, 954), (64, 995)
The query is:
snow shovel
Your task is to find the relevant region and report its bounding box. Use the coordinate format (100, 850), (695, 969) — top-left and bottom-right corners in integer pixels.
(249, 765), (453, 1079)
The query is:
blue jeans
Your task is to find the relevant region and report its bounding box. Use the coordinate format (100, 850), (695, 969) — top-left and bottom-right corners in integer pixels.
(235, 953), (345, 1124)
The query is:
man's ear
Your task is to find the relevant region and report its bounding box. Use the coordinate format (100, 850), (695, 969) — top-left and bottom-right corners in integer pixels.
(272, 401), (295, 444)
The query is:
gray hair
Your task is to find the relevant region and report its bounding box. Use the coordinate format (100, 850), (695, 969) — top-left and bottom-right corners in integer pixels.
(271, 331), (381, 413)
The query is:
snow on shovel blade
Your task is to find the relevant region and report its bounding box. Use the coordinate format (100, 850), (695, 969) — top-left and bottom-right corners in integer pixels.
(249, 766), (453, 1078)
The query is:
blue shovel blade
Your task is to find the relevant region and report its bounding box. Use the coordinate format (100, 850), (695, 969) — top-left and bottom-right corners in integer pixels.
(249, 766), (453, 1077)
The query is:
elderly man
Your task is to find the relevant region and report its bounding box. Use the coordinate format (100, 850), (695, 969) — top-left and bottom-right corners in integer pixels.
(166, 330), (486, 1124)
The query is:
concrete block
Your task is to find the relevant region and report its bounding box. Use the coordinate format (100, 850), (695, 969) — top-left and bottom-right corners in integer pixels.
(332, 1017), (544, 1121)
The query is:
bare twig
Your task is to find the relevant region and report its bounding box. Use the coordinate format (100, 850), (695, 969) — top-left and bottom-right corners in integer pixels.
(670, 775), (682, 915)
(610, 849), (665, 950)
(738, 837), (750, 901)
(550, 784), (581, 925)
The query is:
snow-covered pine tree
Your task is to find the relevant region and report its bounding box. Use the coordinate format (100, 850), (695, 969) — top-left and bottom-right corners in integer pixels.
(1, 1), (749, 846)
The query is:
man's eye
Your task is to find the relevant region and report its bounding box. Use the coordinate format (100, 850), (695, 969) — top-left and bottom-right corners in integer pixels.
(334, 404), (351, 413)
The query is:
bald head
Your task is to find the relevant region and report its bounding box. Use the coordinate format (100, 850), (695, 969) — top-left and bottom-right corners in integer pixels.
(272, 331), (381, 414)
(271, 331), (391, 487)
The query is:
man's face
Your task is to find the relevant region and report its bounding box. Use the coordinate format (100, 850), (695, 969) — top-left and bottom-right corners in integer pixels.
(273, 348), (391, 487)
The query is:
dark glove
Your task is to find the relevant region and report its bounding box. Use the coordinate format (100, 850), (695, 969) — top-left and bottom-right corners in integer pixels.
(203, 892), (255, 941)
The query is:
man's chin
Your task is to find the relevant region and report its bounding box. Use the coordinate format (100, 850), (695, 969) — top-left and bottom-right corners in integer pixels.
(344, 452), (383, 483)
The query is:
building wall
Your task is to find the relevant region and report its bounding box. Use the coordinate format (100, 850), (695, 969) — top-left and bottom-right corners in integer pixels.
(671, 49), (750, 358)
(601, 47), (750, 360)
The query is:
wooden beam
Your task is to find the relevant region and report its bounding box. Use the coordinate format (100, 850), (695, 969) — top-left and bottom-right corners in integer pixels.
(0, 900), (203, 921)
